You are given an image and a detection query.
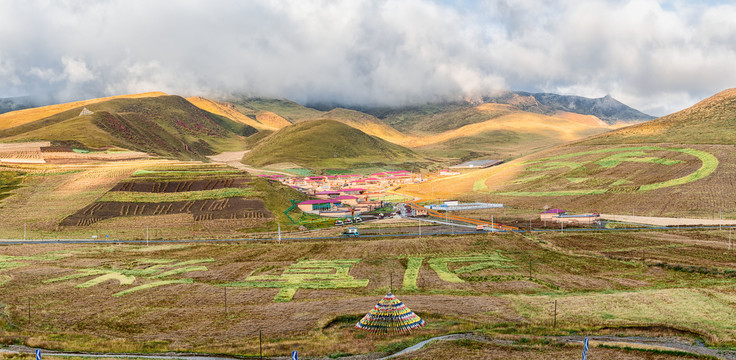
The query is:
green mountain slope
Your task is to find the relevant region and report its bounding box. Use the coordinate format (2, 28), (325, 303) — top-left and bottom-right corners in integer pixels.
(241, 119), (429, 170)
(0, 95), (257, 160)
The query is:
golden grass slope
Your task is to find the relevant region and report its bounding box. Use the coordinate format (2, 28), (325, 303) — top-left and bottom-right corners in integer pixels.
(322, 108), (414, 145)
(405, 109), (612, 147)
(254, 110), (291, 129)
(0, 92), (167, 130)
(186, 97), (269, 130)
(185, 97), (291, 131)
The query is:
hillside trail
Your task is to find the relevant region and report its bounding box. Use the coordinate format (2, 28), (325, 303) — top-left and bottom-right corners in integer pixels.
(207, 151), (292, 176)
(600, 213), (736, 226)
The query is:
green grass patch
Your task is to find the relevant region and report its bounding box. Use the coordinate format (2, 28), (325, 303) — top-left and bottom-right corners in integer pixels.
(527, 161), (582, 172)
(221, 259), (369, 302)
(500, 147), (718, 196)
(113, 279), (194, 297)
(77, 273), (135, 288)
(402, 257), (424, 291)
(96, 188), (258, 203)
(152, 265), (209, 279)
(0, 171), (23, 201)
(282, 168), (313, 176)
(639, 148), (719, 191)
(427, 253), (515, 283)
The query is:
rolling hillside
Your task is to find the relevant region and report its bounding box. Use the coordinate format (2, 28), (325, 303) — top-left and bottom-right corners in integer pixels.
(400, 89), (736, 217)
(241, 119), (429, 170)
(0, 92), (167, 130)
(0, 95), (257, 160)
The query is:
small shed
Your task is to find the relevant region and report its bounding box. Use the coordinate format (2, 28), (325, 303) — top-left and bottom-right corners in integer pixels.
(540, 209), (566, 221)
(297, 199), (341, 213)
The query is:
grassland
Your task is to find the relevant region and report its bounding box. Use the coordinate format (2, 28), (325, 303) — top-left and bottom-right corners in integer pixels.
(0, 171), (23, 201)
(1, 229), (736, 357)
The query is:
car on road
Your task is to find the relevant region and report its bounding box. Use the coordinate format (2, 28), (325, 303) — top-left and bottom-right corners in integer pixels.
(344, 218), (353, 224)
(342, 227), (359, 237)
(354, 217), (363, 223)
(335, 220), (344, 226)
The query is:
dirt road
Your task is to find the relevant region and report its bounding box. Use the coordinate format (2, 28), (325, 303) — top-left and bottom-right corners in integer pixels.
(207, 151), (292, 176)
(600, 214), (736, 227)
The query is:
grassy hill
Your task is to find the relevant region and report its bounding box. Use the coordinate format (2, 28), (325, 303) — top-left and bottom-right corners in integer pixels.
(0, 92), (167, 130)
(400, 89), (736, 217)
(583, 88), (736, 145)
(241, 119), (429, 170)
(0, 95), (257, 160)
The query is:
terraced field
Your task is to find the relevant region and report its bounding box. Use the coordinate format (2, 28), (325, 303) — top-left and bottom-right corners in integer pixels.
(62, 172), (273, 226)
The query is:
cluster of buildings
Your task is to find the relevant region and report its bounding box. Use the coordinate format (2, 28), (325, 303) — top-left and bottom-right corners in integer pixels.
(259, 171), (424, 218)
(539, 209), (600, 225)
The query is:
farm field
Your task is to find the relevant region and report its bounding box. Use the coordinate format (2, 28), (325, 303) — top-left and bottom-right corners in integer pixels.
(0, 158), (306, 240)
(1, 230), (736, 358)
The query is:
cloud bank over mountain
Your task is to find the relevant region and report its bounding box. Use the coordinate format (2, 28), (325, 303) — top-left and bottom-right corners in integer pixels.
(1, 0), (735, 115)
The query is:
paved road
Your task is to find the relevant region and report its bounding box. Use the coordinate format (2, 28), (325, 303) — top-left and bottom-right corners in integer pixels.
(601, 213), (736, 227)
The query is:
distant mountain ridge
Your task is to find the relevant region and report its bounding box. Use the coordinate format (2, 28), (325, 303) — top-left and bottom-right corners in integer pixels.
(484, 91), (655, 124)
(0, 96), (37, 114)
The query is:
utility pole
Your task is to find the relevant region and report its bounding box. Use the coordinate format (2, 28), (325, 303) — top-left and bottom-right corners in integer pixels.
(419, 220), (421, 238)
(224, 287), (228, 315)
(729, 229), (732, 251)
(720, 210), (722, 230)
(146, 226), (149, 246)
(529, 218), (532, 233)
(278, 224), (281, 244)
(23, 223), (26, 241)
(553, 300), (557, 329)
(491, 215), (494, 232)
(529, 260), (532, 280)
(259, 329), (263, 360)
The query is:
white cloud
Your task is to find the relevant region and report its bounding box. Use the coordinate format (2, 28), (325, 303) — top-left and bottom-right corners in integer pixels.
(0, 0), (735, 115)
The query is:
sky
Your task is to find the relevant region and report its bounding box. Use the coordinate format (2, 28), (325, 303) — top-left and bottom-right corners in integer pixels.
(1, 0), (735, 116)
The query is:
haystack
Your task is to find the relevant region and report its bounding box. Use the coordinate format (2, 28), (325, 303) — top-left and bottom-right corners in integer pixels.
(355, 292), (425, 333)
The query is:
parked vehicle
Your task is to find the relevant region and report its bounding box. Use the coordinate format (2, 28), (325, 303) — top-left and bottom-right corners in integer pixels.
(342, 227), (359, 237)
(335, 220), (344, 226)
(344, 218), (353, 224)
(354, 217), (363, 223)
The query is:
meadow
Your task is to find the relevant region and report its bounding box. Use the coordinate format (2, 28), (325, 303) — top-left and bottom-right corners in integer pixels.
(1, 229), (735, 357)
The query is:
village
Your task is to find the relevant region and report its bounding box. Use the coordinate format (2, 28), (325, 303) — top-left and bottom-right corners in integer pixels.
(258, 170), (423, 219)
(259, 169), (601, 230)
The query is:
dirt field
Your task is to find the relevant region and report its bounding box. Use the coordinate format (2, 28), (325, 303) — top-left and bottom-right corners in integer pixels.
(61, 198), (272, 226)
(111, 178), (250, 192)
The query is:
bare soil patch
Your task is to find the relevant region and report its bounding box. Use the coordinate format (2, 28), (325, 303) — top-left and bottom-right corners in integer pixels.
(111, 178), (251, 192)
(61, 198), (272, 226)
